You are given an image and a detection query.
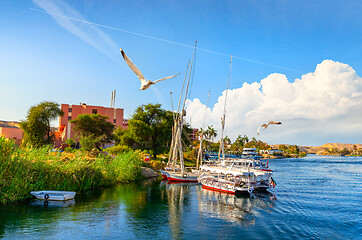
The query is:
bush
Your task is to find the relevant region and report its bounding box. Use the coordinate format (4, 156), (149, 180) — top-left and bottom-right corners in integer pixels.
(0, 143), (144, 204)
(106, 145), (132, 156)
(79, 135), (99, 151)
(0, 137), (15, 160)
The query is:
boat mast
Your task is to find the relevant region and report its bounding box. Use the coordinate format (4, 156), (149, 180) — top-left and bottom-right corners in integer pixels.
(179, 41), (197, 175)
(169, 61), (190, 169)
(218, 55), (232, 162)
(196, 90), (210, 169)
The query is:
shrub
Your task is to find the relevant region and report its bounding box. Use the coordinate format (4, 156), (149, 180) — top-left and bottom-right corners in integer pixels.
(106, 145), (132, 156)
(0, 144), (143, 204)
(79, 135), (99, 151)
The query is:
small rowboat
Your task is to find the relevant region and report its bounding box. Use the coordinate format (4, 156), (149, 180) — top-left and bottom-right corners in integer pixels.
(30, 191), (76, 201)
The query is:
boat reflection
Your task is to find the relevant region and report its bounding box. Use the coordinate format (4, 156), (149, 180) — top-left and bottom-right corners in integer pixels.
(30, 199), (76, 208)
(197, 187), (276, 225)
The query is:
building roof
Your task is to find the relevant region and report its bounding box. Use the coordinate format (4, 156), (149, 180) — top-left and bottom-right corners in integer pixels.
(0, 120), (21, 129)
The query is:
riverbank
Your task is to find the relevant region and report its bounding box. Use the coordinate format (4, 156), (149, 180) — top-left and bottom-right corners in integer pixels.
(0, 137), (146, 204)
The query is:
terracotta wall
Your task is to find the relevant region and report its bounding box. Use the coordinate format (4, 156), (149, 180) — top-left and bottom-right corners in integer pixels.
(0, 127), (23, 145)
(59, 103), (124, 141)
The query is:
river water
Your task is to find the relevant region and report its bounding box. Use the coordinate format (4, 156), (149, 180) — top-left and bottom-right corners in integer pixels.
(1, 155), (361, 239)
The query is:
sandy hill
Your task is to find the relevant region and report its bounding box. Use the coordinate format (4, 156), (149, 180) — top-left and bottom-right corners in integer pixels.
(299, 143), (362, 154)
(0, 120), (21, 129)
(272, 143), (362, 154)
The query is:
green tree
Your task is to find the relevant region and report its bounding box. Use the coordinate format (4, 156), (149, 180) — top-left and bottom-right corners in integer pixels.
(115, 104), (174, 159)
(70, 114), (115, 150)
(207, 125), (217, 142)
(20, 101), (63, 147)
(223, 136), (231, 145)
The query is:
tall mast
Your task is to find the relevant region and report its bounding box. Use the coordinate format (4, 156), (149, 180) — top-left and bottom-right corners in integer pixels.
(179, 41), (197, 175)
(218, 55), (232, 162)
(196, 90), (210, 169)
(170, 61), (190, 168)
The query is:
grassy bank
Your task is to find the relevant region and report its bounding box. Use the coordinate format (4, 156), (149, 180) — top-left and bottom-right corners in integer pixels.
(0, 137), (144, 204)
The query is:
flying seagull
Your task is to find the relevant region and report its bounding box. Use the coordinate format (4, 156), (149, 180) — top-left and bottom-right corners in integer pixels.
(257, 121), (282, 135)
(120, 48), (181, 90)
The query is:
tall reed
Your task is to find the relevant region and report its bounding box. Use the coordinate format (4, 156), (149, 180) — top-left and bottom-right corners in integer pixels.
(0, 137), (143, 204)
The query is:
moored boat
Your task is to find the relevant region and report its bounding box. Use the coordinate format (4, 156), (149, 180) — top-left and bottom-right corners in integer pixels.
(198, 173), (254, 194)
(30, 190), (76, 201)
(167, 171), (199, 182)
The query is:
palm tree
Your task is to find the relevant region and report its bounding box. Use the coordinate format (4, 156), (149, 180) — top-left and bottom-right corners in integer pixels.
(207, 125), (217, 143)
(223, 136), (231, 145)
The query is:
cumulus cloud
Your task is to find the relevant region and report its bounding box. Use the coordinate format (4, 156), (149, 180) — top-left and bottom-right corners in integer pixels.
(186, 60), (362, 145)
(32, 0), (120, 63)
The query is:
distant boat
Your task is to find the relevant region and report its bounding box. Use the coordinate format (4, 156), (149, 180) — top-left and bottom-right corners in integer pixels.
(30, 191), (76, 201)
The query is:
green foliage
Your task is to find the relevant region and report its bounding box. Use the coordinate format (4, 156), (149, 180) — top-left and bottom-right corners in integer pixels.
(0, 137), (15, 160)
(112, 151), (143, 182)
(65, 138), (76, 147)
(106, 145), (132, 156)
(70, 114), (115, 150)
(20, 101), (63, 147)
(0, 139), (143, 204)
(116, 104), (174, 159)
(79, 135), (100, 151)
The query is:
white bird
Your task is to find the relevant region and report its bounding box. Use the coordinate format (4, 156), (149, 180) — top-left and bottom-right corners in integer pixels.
(257, 121), (282, 135)
(120, 48), (181, 90)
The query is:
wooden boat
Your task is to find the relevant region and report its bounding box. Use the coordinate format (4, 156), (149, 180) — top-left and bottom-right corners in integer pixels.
(200, 157), (274, 191)
(30, 190), (76, 201)
(198, 174), (254, 195)
(161, 42), (201, 182)
(167, 171), (199, 182)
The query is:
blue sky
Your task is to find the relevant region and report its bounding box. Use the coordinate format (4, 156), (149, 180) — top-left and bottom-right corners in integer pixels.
(1, 0), (361, 145)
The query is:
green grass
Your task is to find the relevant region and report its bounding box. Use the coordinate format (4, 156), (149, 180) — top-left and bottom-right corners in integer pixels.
(0, 137), (144, 204)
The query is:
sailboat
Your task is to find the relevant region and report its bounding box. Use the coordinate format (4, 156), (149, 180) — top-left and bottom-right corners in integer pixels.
(162, 42), (199, 182)
(198, 56), (256, 194)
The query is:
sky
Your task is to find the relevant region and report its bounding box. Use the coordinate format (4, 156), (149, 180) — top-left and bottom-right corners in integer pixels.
(0, 0), (361, 146)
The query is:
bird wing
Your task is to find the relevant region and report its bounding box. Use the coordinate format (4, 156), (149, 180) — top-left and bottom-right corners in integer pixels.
(269, 121), (282, 125)
(120, 48), (146, 84)
(153, 72), (181, 83)
(257, 123), (267, 135)
(257, 126), (262, 135)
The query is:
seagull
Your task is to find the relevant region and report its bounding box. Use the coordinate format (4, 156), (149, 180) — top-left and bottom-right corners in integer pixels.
(257, 121), (282, 135)
(120, 48), (181, 90)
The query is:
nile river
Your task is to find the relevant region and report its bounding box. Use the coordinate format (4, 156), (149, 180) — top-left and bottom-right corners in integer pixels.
(1, 155), (361, 239)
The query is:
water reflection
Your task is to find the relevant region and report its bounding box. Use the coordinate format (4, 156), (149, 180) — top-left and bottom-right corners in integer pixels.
(160, 181), (199, 240)
(30, 199), (76, 208)
(197, 187), (276, 225)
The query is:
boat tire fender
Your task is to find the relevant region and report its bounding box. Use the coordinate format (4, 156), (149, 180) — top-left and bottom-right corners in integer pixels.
(44, 194), (49, 200)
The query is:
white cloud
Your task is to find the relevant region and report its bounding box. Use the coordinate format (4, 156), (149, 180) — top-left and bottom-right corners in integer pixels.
(186, 60), (362, 145)
(32, 0), (120, 63)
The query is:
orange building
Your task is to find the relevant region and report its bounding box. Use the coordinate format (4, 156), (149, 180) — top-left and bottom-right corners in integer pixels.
(0, 120), (23, 145)
(59, 103), (124, 141)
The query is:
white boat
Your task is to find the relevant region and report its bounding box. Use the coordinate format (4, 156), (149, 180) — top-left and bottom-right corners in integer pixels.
(167, 171), (199, 182)
(198, 173), (254, 194)
(161, 42), (200, 182)
(30, 190), (76, 201)
(200, 158), (274, 191)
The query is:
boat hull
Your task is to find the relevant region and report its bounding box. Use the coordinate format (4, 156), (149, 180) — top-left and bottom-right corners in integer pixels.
(30, 191), (76, 201)
(167, 172), (199, 182)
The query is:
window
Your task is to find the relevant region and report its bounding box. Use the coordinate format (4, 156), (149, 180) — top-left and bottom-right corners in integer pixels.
(68, 116), (72, 121)
(68, 107), (72, 113)
(113, 119), (116, 123)
(92, 109), (97, 114)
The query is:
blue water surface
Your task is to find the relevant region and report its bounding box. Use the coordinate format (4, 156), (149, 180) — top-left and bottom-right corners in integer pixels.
(1, 155), (361, 239)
